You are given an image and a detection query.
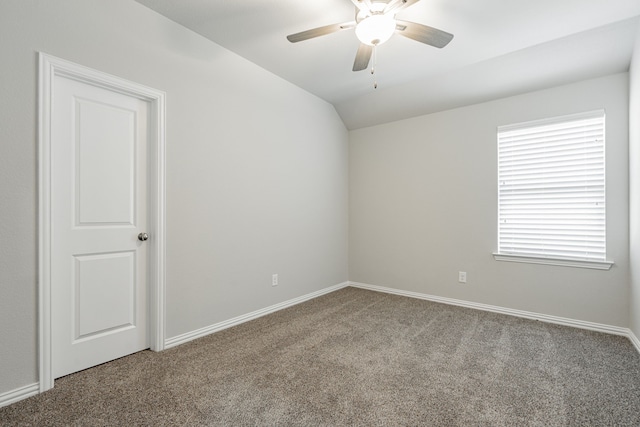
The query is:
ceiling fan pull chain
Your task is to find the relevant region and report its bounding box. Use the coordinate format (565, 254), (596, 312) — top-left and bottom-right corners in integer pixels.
(371, 44), (376, 75)
(372, 44), (378, 89)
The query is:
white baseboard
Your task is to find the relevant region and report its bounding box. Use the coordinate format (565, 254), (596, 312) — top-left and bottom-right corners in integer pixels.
(629, 330), (640, 354)
(349, 281), (632, 338)
(0, 383), (39, 408)
(165, 281), (350, 349)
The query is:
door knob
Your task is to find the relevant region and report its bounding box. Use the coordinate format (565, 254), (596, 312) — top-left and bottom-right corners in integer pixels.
(138, 232), (149, 242)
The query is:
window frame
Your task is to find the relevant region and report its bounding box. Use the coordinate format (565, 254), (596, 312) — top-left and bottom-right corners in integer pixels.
(492, 110), (613, 270)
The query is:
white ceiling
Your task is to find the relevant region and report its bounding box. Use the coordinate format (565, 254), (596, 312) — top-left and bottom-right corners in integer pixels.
(134, 0), (640, 129)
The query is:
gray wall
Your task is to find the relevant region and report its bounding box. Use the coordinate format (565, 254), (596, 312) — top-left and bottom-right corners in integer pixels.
(349, 73), (630, 326)
(630, 26), (640, 339)
(0, 0), (348, 394)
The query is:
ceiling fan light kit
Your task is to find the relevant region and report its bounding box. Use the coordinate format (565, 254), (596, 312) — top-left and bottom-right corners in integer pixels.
(286, 0), (454, 81)
(355, 14), (396, 46)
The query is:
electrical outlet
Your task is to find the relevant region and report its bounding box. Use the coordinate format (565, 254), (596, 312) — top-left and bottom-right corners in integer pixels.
(458, 271), (467, 283)
(272, 274), (278, 287)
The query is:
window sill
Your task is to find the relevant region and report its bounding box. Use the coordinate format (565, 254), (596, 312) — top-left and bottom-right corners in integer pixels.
(492, 253), (613, 270)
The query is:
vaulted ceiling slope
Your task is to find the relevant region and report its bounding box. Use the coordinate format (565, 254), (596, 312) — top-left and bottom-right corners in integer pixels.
(134, 0), (640, 130)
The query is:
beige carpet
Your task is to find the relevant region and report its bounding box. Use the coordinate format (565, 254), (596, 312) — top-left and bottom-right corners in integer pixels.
(2, 287), (640, 426)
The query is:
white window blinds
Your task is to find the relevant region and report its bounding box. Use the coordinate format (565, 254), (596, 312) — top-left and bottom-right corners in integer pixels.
(497, 110), (606, 262)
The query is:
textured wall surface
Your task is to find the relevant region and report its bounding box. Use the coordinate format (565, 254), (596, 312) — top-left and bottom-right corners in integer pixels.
(630, 26), (640, 339)
(0, 0), (348, 394)
(350, 73), (630, 327)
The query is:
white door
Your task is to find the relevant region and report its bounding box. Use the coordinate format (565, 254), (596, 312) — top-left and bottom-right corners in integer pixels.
(51, 74), (150, 378)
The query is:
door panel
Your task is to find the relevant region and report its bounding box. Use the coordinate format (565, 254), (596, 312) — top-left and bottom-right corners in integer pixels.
(52, 75), (149, 379)
(74, 251), (136, 340)
(76, 98), (136, 225)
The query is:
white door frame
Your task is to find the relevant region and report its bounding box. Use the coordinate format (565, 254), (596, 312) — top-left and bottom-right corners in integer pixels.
(38, 53), (166, 392)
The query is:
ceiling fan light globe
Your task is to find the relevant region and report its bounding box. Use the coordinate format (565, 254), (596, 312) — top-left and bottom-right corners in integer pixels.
(355, 15), (396, 46)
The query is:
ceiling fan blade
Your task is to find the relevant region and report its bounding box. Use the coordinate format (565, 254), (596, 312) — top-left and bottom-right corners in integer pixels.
(395, 20), (453, 48)
(287, 21), (356, 43)
(353, 43), (373, 71)
(384, 0), (420, 15)
(349, 0), (369, 12)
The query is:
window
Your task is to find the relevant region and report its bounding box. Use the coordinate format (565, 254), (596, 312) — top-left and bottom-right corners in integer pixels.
(494, 110), (612, 270)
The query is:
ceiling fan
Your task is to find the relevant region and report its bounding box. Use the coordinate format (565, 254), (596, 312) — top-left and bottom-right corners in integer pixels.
(286, 0), (454, 72)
